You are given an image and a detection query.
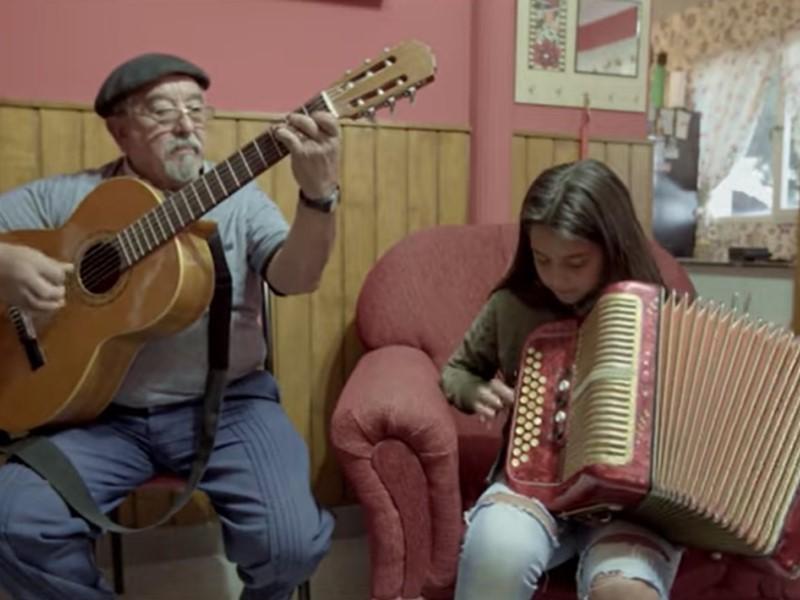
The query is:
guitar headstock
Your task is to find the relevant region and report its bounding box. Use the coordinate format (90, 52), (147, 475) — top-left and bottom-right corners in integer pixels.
(323, 40), (436, 120)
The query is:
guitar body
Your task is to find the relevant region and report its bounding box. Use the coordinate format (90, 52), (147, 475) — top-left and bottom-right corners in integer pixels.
(0, 178), (215, 433)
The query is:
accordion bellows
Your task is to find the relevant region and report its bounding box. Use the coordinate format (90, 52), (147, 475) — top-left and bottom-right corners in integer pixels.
(504, 281), (800, 576)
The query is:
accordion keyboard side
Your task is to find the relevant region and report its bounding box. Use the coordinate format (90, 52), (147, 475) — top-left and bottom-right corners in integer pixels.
(504, 282), (657, 512)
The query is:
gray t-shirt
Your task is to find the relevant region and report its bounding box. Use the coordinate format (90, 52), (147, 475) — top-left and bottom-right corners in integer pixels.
(0, 159), (289, 408)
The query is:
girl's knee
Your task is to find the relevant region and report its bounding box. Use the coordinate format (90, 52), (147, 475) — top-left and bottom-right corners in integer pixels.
(461, 495), (555, 581)
(587, 573), (661, 600)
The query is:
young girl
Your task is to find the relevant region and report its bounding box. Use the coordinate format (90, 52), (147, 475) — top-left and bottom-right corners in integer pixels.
(441, 159), (683, 600)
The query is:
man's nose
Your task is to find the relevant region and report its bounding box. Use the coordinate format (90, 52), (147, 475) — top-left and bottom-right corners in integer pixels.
(172, 111), (197, 133)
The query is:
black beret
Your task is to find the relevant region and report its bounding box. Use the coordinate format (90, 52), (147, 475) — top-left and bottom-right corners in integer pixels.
(94, 53), (210, 117)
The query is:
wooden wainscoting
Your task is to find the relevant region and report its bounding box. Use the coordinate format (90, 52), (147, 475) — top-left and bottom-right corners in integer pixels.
(511, 131), (654, 234)
(0, 99), (470, 521)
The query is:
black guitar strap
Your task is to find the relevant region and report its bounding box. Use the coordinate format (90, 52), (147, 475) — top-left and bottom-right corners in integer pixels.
(0, 232), (231, 534)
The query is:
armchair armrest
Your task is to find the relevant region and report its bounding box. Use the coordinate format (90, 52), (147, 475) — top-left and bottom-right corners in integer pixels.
(331, 345), (463, 599)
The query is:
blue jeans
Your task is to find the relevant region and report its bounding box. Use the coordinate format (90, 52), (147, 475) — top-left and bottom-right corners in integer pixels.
(454, 481), (682, 600)
(0, 371), (333, 600)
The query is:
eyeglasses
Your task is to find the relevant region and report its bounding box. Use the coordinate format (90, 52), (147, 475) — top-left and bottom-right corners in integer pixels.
(129, 105), (215, 128)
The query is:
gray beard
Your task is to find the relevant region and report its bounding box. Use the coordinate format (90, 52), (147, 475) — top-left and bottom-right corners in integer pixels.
(164, 153), (201, 187)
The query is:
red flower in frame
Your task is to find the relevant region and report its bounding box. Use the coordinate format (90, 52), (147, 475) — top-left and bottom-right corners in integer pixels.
(532, 38), (561, 69)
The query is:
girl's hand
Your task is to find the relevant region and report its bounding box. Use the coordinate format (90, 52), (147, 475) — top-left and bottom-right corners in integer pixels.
(468, 378), (515, 422)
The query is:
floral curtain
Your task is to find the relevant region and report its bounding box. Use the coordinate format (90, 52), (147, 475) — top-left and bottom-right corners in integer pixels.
(691, 39), (777, 202)
(652, 0), (800, 262)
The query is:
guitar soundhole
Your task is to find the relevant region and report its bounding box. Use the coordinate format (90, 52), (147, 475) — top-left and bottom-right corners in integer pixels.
(79, 241), (123, 295)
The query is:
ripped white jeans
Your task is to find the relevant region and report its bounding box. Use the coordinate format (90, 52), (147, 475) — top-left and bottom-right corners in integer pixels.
(454, 481), (682, 600)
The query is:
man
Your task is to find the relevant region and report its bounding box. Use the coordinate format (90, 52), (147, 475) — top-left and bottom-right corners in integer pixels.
(0, 52), (339, 599)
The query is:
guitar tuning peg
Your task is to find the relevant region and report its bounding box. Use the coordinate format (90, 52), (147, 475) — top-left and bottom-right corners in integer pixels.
(405, 86), (417, 104)
(366, 107), (377, 122)
(383, 47), (390, 53)
(364, 58), (372, 65)
(387, 97), (396, 114)
(345, 69), (353, 76)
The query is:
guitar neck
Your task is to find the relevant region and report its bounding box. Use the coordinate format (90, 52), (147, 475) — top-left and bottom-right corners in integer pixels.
(116, 93), (328, 267)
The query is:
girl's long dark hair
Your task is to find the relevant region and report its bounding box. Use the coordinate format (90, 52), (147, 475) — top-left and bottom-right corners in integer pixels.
(496, 159), (664, 310)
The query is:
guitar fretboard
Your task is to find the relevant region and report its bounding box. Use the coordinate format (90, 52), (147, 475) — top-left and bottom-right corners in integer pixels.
(114, 93), (329, 268)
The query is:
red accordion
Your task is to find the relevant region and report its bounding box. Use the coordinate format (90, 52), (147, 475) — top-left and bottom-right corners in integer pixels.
(504, 281), (800, 576)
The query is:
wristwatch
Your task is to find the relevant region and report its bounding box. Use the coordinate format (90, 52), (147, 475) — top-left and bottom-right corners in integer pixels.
(299, 186), (340, 213)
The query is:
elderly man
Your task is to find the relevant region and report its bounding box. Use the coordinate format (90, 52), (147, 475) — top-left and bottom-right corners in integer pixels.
(0, 53), (338, 599)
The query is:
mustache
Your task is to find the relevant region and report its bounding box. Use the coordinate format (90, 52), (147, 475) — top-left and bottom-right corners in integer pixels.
(164, 137), (201, 154)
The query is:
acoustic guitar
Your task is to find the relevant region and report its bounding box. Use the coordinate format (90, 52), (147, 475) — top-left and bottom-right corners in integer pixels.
(0, 40), (436, 434)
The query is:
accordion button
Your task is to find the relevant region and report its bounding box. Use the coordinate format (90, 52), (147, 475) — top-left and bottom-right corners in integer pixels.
(511, 459), (520, 468)
(515, 427), (524, 435)
(532, 439), (540, 447)
(534, 417), (542, 426)
(533, 427), (541, 436)
(521, 455), (529, 463)
(512, 448), (521, 457)
(554, 410), (567, 423)
(534, 361), (541, 369)
(522, 443), (530, 452)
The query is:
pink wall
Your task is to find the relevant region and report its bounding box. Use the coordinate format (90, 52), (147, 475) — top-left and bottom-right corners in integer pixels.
(1, 0), (471, 125)
(1, 0), (646, 223)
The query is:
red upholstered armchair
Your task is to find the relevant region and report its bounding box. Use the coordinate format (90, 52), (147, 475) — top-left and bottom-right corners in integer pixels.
(330, 223), (800, 600)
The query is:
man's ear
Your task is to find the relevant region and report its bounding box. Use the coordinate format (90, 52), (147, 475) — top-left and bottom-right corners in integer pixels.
(105, 116), (128, 147)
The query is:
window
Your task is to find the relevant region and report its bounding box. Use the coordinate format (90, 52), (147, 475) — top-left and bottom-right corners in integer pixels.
(707, 74), (798, 220)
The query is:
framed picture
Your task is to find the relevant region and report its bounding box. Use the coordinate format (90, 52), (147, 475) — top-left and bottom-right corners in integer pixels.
(515, 0), (651, 112)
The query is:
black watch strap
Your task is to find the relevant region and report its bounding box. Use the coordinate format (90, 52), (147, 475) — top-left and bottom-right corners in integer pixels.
(299, 186), (339, 213)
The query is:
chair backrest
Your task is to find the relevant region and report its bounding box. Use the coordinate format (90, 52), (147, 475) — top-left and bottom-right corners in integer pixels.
(357, 224), (518, 369)
(356, 223), (695, 370)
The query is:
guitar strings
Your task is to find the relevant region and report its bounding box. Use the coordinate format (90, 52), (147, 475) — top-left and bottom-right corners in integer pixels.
(81, 79), (390, 287)
(78, 91), (342, 289)
(82, 71), (418, 288)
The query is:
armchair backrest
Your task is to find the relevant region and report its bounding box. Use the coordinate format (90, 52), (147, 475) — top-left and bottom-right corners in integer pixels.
(356, 223), (695, 370)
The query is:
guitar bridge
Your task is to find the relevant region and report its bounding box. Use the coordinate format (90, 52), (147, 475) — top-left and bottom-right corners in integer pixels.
(8, 306), (45, 370)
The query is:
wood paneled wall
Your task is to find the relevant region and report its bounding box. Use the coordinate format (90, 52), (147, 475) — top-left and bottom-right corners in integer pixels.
(511, 132), (654, 234)
(0, 100), (653, 522)
(0, 99), (469, 521)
